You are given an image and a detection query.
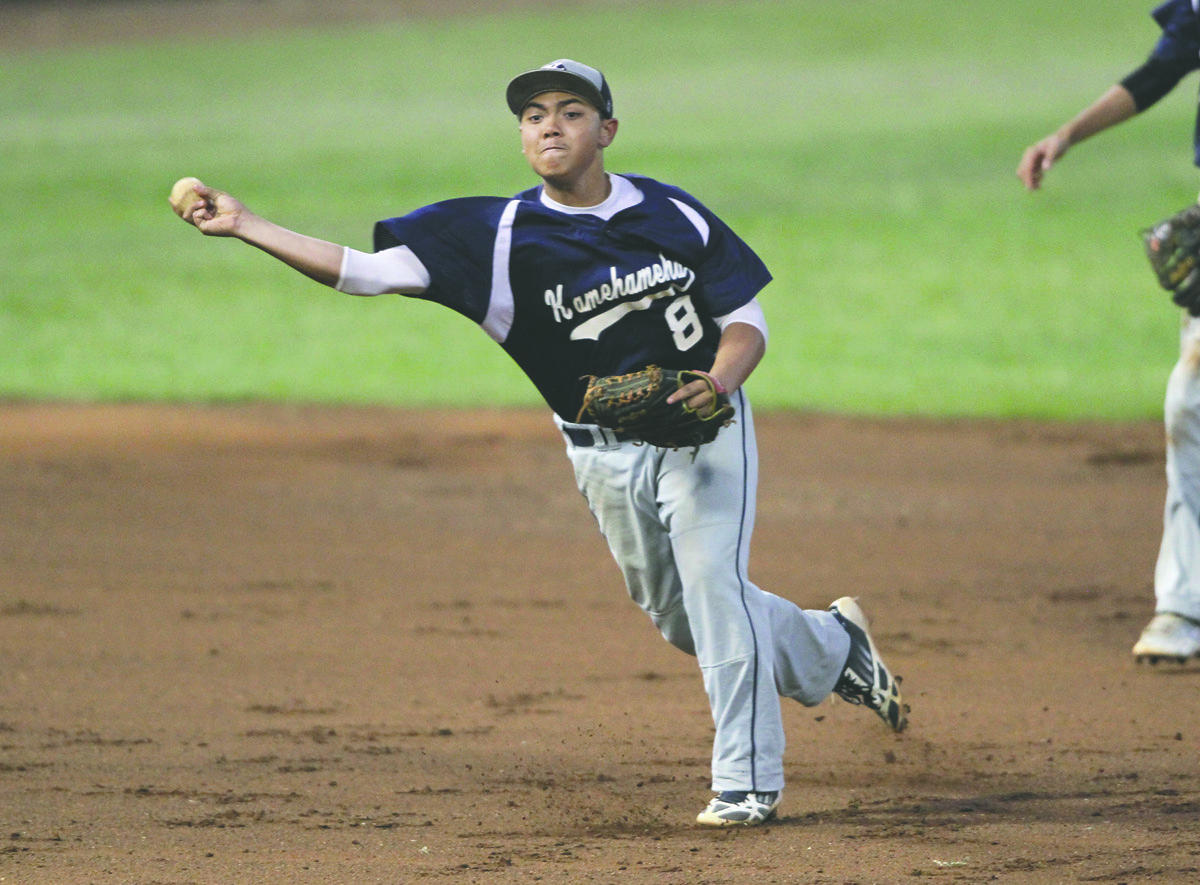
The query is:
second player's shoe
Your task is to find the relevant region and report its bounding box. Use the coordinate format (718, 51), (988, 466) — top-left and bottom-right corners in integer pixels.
(695, 790), (781, 827)
(1132, 612), (1200, 664)
(829, 596), (909, 732)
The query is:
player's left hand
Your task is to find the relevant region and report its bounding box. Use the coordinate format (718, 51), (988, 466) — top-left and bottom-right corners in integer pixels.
(667, 370), (727, 418)
(580, 366), (735, 450)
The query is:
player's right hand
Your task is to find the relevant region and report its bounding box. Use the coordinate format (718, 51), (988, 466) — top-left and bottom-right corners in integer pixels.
(179, 185), (248, 237)
(1017, 134), (1068, 190)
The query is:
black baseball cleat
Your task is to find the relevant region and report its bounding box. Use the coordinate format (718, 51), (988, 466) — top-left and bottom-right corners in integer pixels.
(695, 790), (781, 827)
(829, 596), (909, 732)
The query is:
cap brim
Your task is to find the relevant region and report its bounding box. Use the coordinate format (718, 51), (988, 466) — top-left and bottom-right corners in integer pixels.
(506, 70), (606, 116)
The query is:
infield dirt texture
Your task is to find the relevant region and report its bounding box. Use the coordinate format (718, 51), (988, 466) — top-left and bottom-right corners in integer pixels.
(3, 2), (1200, 884)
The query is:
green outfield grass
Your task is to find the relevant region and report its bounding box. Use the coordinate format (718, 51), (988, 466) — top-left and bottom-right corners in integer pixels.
(2, 0), (1196, 417)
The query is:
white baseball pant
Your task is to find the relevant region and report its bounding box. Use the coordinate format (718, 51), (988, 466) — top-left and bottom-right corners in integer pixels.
(557, 391), (850, 792)
(1155, 313), (1200, 622)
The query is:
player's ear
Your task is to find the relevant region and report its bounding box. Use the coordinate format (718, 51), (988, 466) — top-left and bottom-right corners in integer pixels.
(599, 117), (618, 148)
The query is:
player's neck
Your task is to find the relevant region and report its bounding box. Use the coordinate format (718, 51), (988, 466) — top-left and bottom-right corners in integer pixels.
(540, 168), (611, 209)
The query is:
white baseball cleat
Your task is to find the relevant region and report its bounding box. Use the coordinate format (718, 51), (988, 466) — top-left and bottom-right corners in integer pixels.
(695, 790), (781, 827)
(829, 596), (909, 732)
(1133, 612), (1200, 664)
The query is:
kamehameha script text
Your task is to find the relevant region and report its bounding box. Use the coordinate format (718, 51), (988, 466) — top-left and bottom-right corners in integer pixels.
(545, 254), (696, 341)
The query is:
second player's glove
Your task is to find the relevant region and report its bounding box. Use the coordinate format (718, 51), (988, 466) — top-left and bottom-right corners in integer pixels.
(577, 365), (735, 451)
(1143, 203), (1200, 315)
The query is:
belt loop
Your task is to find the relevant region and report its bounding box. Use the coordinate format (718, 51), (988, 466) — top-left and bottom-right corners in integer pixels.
(564, 426), (596, 447)
(560, 422), (629, 448)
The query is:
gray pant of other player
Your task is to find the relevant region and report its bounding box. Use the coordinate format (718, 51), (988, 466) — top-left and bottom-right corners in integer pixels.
(1155, 314), (1200, 623)
(558, 391), (850, 792)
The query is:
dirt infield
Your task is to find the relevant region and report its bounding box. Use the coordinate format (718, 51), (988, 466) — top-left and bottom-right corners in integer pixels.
(2, 402), (1198, 883)
(5, 2), (1200, 881)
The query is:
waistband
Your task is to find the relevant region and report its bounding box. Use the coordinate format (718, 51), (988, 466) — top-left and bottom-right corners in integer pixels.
(555, 417), (634, 448)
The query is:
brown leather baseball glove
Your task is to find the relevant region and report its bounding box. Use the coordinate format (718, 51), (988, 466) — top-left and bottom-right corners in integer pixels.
(1144, 203), (1200, 315)
(577, 365), (735, 450)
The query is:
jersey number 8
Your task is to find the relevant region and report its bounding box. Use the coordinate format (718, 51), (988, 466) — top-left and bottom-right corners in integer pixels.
(665, 294), (703, 352)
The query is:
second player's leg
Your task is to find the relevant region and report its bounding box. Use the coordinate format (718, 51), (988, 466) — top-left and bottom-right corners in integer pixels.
(1155, 316), (1200, 624)
(1138, 315), (1200, 661)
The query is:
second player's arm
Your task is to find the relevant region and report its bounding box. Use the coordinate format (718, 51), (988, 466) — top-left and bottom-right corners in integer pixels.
(1016, 47), (1200, 191)
(1016, 85), (1138, 190)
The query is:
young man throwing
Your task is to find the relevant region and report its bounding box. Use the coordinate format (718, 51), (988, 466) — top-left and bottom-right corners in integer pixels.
(173, 58), (908, 827)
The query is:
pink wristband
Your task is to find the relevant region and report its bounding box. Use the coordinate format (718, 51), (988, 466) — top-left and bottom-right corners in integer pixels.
(692, 370), (727, 395)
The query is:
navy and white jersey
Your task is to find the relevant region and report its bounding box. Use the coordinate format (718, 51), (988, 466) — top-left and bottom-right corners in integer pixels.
(373, 174), (771, 421)
(1147, 0), (1200, 163)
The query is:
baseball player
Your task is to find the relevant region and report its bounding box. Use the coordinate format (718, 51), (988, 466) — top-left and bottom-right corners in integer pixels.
(1017, 0), (1200, 664)
(172, 58), (908, 826)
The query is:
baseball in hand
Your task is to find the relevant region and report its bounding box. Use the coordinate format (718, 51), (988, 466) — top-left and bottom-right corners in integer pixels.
(169, 176), (208, 216)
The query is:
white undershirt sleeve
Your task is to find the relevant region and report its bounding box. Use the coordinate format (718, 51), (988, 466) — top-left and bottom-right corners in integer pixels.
(335, 245), (432, 296)
(714, 298), (769, 347)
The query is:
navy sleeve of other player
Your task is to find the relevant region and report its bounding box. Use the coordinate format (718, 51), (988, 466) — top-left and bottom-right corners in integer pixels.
(1121, 53), (1193, 110)
(373, 197), (512, 325)
(1145, 0), (1200, 165)
(1150, 0), (1200, 64)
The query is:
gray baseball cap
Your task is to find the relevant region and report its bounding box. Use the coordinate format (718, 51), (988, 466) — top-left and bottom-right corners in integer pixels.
(506, 59), (613, 119)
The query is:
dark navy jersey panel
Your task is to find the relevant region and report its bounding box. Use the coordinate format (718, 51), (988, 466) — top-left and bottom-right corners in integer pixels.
(371, 175), (771, 420)
(373, 196), (513, 324)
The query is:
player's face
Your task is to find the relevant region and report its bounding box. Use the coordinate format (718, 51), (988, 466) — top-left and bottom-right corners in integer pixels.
(519, 92), (617, 187)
